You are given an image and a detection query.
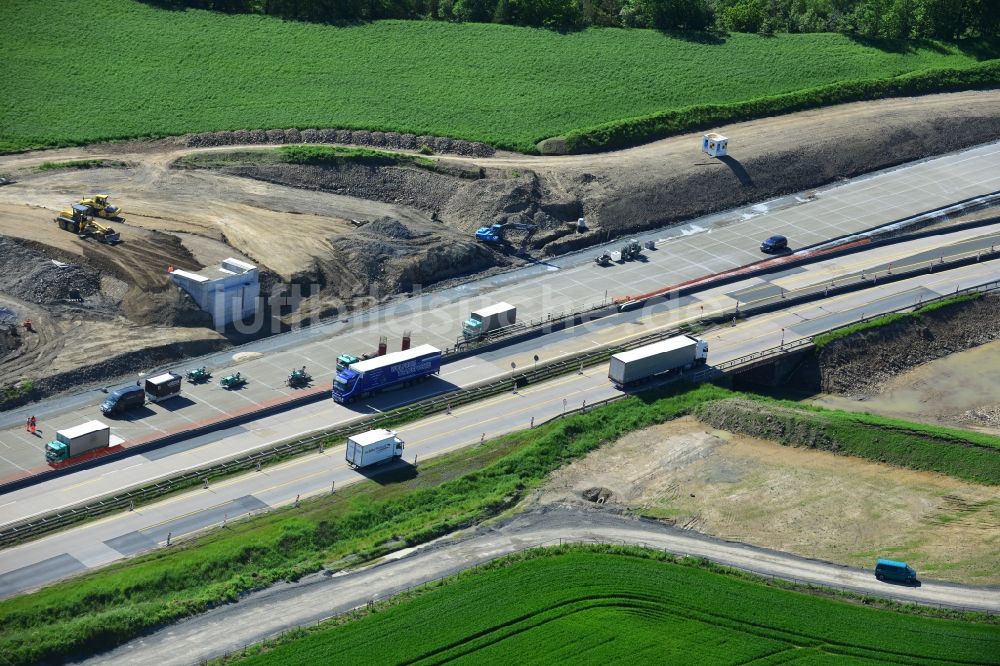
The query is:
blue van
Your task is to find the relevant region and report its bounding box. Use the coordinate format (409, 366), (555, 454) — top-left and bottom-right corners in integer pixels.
(875, 559), (917, 584)
(101, 383), (146, 417)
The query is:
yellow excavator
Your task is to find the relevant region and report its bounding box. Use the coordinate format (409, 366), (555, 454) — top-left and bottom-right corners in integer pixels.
(55, 204), (121, 244)
(79, 194), (123, 221)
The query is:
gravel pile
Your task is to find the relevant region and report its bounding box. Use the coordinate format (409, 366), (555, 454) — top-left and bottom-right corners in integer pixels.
(0, 238), (103, 304)
(184, 128), (495, 157)
(366, 217), (414, 240)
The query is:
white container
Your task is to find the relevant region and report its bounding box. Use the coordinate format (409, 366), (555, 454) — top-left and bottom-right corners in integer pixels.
(345, 428), (404, 468)
(145, 372), (182, 402)
(48, 420), (111, 459)
(608, 335), (708, 386)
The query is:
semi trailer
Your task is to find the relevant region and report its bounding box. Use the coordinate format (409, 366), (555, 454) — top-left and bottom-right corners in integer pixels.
(332, 344), (441, 404)
(45, 421), (111, 464)
(462, 302), (517, 340)
(345, 429), (405, 468)
(608, 335), (708, 388)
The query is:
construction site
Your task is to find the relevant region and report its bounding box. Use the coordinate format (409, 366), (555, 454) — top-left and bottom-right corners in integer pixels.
(1, 90), (999, 406)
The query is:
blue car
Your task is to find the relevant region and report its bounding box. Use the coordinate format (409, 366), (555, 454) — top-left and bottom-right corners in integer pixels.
(760, 235), (788, 253)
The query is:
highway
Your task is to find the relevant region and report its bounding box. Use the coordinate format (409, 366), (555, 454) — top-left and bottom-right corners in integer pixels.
(2, 222), (998, 529)
(81, 507), (1000, 666)
(0, 257), (996, 599)
(1, 139), (999, 474)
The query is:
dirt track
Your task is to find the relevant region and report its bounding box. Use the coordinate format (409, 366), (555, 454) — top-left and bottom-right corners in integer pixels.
(0, 89), (998, 400)
(538, 416), (1000, 585)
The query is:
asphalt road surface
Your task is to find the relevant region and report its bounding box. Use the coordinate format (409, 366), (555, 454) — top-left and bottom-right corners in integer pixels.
(1, 258), (996, 600)
(76, 506), (1000, 666)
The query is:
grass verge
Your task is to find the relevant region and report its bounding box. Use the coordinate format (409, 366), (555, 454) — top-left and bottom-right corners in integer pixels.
(220, 547), (1000, 665)
(1, 383), (995, 664)
(177, 146), (437, 170)
(695, 396), (1000, 484)
(37, 159), (127, 171)
(813, 292), (983, 348)
(3, 0), (998, 153)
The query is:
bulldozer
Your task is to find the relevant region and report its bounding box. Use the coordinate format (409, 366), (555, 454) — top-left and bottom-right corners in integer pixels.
(79, 194), (123, 221)
(55, 204), (121, 244)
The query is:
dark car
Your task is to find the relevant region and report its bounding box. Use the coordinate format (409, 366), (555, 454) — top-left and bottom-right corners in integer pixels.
(100, 383), (146, 417)
(760, 235), (788, 253)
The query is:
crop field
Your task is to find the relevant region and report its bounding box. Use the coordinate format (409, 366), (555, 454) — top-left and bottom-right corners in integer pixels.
(235, 548), (1000, 665)
(3, 0), (998, 153)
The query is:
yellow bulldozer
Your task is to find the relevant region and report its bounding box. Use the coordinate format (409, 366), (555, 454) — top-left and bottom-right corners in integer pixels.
(55, 204), (121, 244)
(79, 194), (123, 221)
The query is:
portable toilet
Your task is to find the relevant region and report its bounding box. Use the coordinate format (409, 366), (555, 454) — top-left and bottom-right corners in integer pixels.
(702, 133), (728, 157)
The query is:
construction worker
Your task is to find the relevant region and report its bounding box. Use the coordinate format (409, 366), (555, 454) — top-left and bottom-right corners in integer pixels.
(22, 319), (32, 332)
(29, 416), (36, 435)
(25, 417), (31, 433)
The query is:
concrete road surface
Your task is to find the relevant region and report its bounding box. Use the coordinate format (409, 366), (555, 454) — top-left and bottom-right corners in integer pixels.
(76, 506), (1000, 666)
(3, 225), (997, 528)
(1, 259), (996, 601)
(3, 139), (999, 462)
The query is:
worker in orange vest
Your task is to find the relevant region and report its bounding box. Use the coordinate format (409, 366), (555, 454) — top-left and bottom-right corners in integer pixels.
(29, 416), (36, 434)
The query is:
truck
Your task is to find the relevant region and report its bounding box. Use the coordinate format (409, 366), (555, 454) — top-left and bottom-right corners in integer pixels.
(45, 420), (111, 464)
(144, 372), (182, 403)
(463, 302), (516, 340)
(608, 335), (708, 388)
(345, 428), (404, 468)
(332, 344), (441, 404)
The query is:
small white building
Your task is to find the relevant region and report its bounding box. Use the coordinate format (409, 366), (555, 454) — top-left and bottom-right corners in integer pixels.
(169, 257), (259, 327)
(702, 132), (729, 157)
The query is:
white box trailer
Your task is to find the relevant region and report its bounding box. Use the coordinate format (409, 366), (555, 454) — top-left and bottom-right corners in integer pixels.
(145, 372), (182, 402)
(463, 302), (516, 340)
(345, 428), (404, 468)
(609, 335), (708, 387)
(45, 420), (111, 463)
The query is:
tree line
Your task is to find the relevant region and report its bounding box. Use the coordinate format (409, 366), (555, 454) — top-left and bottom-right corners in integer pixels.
(147, 0), (998, 38)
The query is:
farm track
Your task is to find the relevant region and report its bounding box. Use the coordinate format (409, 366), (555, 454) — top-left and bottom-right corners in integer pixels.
(82, 506), (1000, 666)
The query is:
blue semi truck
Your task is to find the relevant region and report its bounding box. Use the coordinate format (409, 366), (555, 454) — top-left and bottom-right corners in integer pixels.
(332, 344), (442, 404)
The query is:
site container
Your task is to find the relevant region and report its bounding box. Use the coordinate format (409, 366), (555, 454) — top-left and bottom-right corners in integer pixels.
(45, 420), (111, 463)
(145, 372), (182, 402)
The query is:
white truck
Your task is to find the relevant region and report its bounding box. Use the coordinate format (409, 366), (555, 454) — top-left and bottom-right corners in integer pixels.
(144, 372), (183, 403)
(462, 302), (516, 340)
(608, 335), (708, 388)
(345, 429), (405, 468)
(45, 420), (111, 464)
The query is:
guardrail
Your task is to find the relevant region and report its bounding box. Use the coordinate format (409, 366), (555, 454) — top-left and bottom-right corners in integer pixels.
(2, 273), (998, 549)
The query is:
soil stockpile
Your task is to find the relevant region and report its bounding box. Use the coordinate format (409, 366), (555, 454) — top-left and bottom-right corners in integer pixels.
(815, 293), (1000, 398)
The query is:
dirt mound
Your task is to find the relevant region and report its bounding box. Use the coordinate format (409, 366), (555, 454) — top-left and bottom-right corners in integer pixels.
(183, 128), (495, 157)
(581, 487), (614, 504)
(694, 399), (839, 450)
(331, 218), (495, 298)
(366, 217), (414, 239)
(815, 294), (1000, 397)
(0, 237), (104, 304)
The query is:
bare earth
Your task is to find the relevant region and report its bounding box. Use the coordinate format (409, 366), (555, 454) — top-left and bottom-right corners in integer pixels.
(537, 416), (1000, 585)
(0, 90), (998, 397)
(814, 340), (1000, 434)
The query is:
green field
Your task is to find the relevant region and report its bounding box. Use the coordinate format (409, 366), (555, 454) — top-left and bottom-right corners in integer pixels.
(2, 0), (998, 154)
(233, 548), (1000, 665)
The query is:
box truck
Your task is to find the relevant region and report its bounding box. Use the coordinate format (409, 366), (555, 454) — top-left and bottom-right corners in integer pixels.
(608, 335), (708, 388)
(462, 302), (516, 340)
(332, 344), (441, 404)
(144, 372), (182, 403)
(45, 420), (111, 464)
(345, 428), (404, 468)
